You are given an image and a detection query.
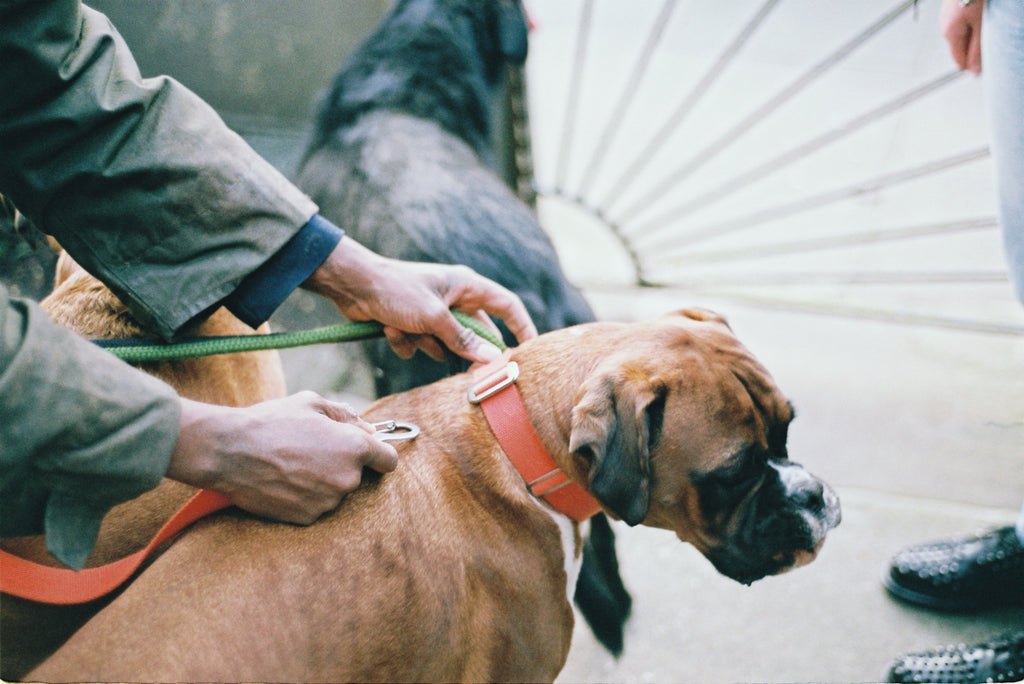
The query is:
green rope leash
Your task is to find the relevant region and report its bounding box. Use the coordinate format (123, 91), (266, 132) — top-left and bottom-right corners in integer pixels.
(99, 310), (506, 363)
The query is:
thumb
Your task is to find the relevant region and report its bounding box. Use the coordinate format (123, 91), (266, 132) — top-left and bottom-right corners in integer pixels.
(316, 396), (376, 435)
(437, 311), (502, 364)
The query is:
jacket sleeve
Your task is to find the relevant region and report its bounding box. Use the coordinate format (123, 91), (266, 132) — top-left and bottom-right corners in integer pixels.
(0, 0), (320, 339)
(0, 286), (181, 569)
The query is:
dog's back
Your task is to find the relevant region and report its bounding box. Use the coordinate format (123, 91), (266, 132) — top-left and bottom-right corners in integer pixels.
(27, 373), (579, 683)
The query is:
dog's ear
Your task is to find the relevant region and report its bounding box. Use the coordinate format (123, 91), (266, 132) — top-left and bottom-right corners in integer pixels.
(569, 365), (666, 526)
(496, 0), (529, 63)
(671, 307), (732, 331)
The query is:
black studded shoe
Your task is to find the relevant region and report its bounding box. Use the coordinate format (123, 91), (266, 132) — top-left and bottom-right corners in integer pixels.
(887, 632), (1024, 683)
(885, 526), (1024, 611)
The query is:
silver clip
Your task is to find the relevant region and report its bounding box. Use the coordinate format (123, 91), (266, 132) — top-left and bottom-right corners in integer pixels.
(372, 420), (420, 442)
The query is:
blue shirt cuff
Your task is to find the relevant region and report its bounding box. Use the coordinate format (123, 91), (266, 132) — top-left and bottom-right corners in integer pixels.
(224, 215), (343, 329)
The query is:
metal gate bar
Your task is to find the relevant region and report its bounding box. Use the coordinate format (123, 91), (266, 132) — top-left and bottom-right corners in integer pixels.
(527, 0), (1021, 336)
(662, 217), (999, 267)
(608, 0), (919, 225)
(599, 0), (783, 210)
(626, 69), (967, 239)
(638, 146), (991, 253)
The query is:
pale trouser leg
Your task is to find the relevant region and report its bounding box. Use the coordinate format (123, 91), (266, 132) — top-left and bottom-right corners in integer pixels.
(982, 0), (1024, 303)
(1017, 504), (1024, 544)
(981, 0), (1024, 544)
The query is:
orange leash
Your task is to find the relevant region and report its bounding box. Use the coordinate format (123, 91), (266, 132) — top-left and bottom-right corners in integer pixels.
(0, 489), (231, 605)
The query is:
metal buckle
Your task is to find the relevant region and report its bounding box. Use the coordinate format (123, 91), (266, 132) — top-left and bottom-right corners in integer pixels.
(467, 361), (520, 404)
(527, 468), (573, 499)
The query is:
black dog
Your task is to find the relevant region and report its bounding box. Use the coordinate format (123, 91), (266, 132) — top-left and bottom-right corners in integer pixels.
(295, 0), (632, 655)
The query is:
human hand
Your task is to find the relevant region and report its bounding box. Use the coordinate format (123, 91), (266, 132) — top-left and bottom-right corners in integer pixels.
(166, 393), (398, 524)
(303, 236), (538, 364)
(940, 0), (984, 74)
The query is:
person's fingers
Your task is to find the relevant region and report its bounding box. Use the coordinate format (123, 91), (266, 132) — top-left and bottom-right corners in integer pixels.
(382, 327), (417, 359)
(410, 333), (448, 363)
(431, 271), (535, 355)
(310, 396), (400, 474)
(939, 0), (984, 74)
(426, 308), (502, 364)
(445, 276), (538, 346)
(383, 326), (448, 362)
(459, 307), (505, 343)
(965, 30), (982, 73)
(946, 26), (971, 70)
(940, 1), (970, 70)
(311, 244), (538, 359)
(307, 393), (375, 434)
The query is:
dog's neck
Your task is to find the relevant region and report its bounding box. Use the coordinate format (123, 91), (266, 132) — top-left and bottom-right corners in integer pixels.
(466, 351), (593, 595)
(504, 330), (610, 492)
(470, 353), (602, 523)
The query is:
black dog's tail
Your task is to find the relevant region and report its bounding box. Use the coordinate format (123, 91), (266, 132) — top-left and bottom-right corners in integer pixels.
(576, 514), (633, 657)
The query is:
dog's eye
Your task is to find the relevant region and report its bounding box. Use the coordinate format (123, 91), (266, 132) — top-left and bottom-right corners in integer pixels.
(767, 405), (794, 458)
(644, 386), (666, 451)
(693, 448), (767, 520)
(722, 459), (762, 490)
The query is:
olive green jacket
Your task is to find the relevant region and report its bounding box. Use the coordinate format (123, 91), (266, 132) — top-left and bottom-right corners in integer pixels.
(0, 0), (321, 569)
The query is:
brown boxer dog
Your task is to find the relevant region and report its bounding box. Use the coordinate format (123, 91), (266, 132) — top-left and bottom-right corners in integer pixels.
(24, 305), (840, 683)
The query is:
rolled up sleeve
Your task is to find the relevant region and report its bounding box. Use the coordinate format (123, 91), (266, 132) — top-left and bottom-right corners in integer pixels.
(0, 0), (320, 339)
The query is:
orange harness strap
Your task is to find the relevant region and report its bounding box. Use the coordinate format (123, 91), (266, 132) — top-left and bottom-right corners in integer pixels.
(0, 489), (231, 605)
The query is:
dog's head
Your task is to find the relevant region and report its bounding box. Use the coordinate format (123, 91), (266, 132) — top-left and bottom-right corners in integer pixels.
(449, 0), (529, 80)
(315, 0), (529, 162)
(567, 308), (841, 585)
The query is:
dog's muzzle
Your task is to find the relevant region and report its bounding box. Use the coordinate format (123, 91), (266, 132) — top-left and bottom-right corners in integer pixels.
(705, 462), (841, 586)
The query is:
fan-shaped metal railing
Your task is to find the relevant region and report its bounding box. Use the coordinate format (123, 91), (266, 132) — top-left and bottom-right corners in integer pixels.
(524, 0), (1024, 336)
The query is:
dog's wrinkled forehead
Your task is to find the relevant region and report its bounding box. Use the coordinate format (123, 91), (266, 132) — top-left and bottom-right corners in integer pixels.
(652, 310), (798, 509)
(663, 308), (792, 432)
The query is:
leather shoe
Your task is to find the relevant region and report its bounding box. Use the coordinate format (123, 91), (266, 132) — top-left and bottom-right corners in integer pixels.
(885, 526), (1024, 610)
(887, 632), (1024, 683)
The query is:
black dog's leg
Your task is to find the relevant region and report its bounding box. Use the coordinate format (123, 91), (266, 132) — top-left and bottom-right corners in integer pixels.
(573, 512), (632, 657)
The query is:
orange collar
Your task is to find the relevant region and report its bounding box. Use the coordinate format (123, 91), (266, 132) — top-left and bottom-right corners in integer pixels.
(468, 353), (602, 522)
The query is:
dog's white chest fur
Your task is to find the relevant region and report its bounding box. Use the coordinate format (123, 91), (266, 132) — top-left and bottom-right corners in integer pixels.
(537, 503), (585, 598)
